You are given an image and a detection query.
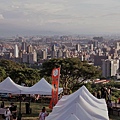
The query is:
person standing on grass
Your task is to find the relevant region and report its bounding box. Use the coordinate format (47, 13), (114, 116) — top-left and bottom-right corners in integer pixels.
(1, 100), (4, 108)
(39, 108), (48, 120)
(4, 107), (12, 120)
(42, 107), (49, 116)
(107, 100), (112, 116)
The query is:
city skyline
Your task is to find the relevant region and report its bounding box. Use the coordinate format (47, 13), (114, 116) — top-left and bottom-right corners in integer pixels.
(0, 0), (120, 36)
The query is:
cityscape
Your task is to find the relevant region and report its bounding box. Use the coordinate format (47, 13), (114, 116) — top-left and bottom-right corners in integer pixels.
(0, 1), (120, 120)
(0, 35), (120, 79)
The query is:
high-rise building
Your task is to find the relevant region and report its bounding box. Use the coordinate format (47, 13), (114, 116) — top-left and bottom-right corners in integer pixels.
(51, 44), (57, 58)
(115, 41), (120, 51)
(42, 49), (47, 59)
(28, 50), (37, 64)
(22, 52), (28, 63)
(14, 44), (19, 58)
(102, 59), (119, 78)
(76, 44), (80, 51)
(63, 50), (70, 58)
(90, 44), (94, 51)
(52, 44), (56, 51)
(57, 49), (63, 58)
(21, 41), (27, 52)
(27, 45), (33, 53)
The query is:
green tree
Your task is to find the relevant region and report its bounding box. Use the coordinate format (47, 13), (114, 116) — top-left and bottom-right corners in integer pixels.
(0, 59), (40, 85)
(0, 59), (24, 77)
(40, 58), (101, 94)
(0, 67), (6, 81)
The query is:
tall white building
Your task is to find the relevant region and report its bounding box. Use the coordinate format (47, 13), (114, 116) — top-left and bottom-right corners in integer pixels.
(76, 44), (80, 51)
(42, 49), (47, 59)
(28, 50), (37, 64)
(90, 44), (94, 51)
(102, 59), (119, 78)
(14, 44), (19, 58)
(57, 49), (63, 58)
(27, 45), (33, 53)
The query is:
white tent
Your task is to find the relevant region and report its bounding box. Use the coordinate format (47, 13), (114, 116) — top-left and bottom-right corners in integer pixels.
(0, 77), (63, 95)
(0, 77), (29, 94)
(27, 78), (63, 95)
(46, 86), (109, 120)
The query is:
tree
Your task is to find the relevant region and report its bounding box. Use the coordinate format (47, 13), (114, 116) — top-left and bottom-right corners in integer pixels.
(0, 67), (6, 82)
(40, 58), (101, 94)
(0, 59), (24, 77)
(0, 59), (40, 85)
(10, 68), (40, 86)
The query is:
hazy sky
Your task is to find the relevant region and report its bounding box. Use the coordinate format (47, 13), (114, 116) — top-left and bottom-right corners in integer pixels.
(0, 0), (120, 36)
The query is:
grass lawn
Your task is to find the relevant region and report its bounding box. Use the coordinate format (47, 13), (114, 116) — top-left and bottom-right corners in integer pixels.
(0, 101), (120, 120)
(110, 115), (120, 120)
(0, 100), (51, 120)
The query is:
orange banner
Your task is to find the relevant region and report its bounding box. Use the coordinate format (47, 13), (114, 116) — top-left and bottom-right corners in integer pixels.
(49, 67), (60, 109)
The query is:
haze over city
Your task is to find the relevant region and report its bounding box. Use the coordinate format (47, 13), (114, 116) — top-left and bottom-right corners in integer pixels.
(0, 0), (120, 36)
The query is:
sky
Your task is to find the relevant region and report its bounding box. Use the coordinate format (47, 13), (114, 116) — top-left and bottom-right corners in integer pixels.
(0, 0), (120, 36)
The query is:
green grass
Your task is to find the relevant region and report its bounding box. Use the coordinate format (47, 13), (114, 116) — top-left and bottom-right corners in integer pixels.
(1, 101), (120, 120)
(110, 115), (120, 120)
(1, 100), (51, 120)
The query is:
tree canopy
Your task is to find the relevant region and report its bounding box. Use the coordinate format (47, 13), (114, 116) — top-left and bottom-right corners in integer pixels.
(40, 58), (101, 94)
(0, 59), (40, 86)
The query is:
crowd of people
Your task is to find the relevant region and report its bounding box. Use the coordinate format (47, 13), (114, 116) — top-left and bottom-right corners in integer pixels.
(0, 99), (49, 120)
(92, 85), (120, 116)
(0, 101), (17, 120)
(93, 86), (112, 101)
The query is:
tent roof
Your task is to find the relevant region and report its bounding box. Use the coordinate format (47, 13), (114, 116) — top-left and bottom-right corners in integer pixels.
(0, 77), (29, 94)
(46, 86), (109, 120)
(64, 114), (80, 120)
(0, 77), (63, 95)
(28, 78), (63, 95)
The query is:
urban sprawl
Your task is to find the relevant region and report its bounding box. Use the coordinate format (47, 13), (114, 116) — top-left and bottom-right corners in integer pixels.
(0, 35), (120, 79)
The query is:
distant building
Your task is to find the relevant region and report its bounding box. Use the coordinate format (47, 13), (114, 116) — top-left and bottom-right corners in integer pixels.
(21, 41), (27, 52)
(57, 49), (63, 58)
(14, 44), (19, 58)
(28, 50), (37, 64)
(51, 44), (57, 58)
(115, 41), (120, 51)
(94, 55), (109, 68)
(22, 52), (28, 63)
(63, 50), (70, 58)
(27, 45), (33, 53)
(102, 59), (119, 78)
(42, 49), (47, 59)
(90, 44), (94, 51)
(76, 44), (80, 51)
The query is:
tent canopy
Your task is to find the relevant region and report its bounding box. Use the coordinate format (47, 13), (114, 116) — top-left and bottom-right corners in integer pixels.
(46, 86), (109, 120)
(27, 78), (63, 95)
(0, 77), (63, 95)
(0, 77), (29, 94)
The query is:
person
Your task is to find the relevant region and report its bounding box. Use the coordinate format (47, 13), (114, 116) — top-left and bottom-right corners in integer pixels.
(42, 107), (49, 116)
(4, 107), (12, 120)
(39, 108), (48, 120)
(107, 86), (112, 100)
(1, 100), (4, 108)
(9, 103), (17, 120)
(115, 99), (117, 107)
(101, 86), (105, 98)
(97, 90), (101, 99)
(107, 100), (112, 115)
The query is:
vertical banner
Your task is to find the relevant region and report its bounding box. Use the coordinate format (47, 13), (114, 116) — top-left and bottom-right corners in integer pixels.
(49, 67), (60, 109)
